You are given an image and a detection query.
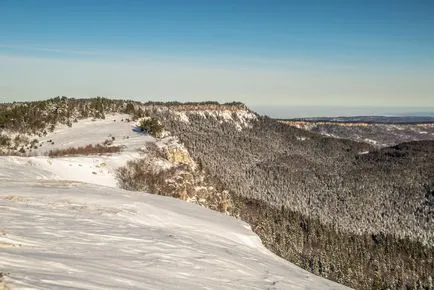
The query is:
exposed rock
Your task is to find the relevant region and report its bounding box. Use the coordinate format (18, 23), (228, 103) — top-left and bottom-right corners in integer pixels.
(163, 145), (195, 168)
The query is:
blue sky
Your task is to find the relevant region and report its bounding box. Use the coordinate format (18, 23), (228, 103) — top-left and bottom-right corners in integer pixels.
(1, 0), (433, 116)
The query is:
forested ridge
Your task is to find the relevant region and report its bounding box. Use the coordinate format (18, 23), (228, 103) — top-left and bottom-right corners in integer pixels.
(153, 107), (434, 289)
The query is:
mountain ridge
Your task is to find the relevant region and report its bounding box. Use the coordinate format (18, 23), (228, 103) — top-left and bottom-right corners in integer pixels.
(1, 97), (433, 289)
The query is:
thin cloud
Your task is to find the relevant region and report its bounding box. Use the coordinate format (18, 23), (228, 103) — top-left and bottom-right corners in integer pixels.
(0, 44), (103, 56)
(0, 43), (384, 73)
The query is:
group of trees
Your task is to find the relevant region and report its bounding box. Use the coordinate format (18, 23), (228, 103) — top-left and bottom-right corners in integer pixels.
(0, 97), (141, 134)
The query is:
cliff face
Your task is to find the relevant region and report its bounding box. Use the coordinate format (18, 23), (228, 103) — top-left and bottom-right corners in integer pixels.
(117, 135), (233, 213)
(168, 103), (248, 112)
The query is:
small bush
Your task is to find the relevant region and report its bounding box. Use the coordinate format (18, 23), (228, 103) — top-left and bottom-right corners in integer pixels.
(139, 118), (164, 137)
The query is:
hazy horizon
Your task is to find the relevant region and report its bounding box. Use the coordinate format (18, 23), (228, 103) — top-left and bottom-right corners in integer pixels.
(252, 105), (434, 118)
(1, 1), (433, 111)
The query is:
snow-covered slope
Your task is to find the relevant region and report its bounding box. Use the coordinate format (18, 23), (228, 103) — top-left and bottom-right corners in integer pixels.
(6, 114), (154, 188)
(0, 115), (349, 289)
(33, 114), (151, 155)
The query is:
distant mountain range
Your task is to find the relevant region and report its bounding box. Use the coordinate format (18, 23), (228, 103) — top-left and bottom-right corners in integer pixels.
(284, 115), (434, 124)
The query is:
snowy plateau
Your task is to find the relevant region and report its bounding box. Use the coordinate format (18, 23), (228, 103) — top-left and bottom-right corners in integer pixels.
(0, 114), (349, 289)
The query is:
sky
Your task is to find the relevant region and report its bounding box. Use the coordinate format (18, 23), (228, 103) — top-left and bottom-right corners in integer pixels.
(0, 0), (433, 117)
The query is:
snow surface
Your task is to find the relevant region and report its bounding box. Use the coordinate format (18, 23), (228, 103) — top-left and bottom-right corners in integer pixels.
(34, 114), (153, 155)
(11, 114), (155, 188)
(0, 115), (350, 289)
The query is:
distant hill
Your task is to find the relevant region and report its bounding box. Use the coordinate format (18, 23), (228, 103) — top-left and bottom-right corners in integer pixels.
(278, 118), (434, 148)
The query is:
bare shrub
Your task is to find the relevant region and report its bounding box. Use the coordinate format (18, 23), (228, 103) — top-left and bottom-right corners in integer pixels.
(0, 134), (11, 146)
(47, 144), (122, 157)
